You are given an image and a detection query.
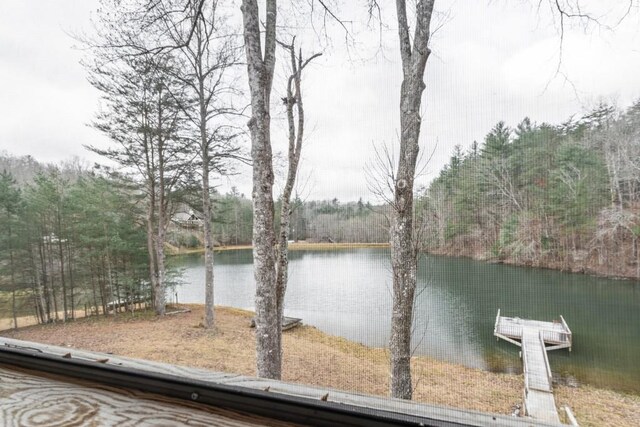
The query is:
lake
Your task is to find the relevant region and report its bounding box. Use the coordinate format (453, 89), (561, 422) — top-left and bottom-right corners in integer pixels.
(171, 248), (640, 394)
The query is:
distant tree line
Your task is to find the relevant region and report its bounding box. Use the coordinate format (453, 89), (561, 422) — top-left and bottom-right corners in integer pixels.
(421, 101), (640, 278)
(191, 192), (390, 246)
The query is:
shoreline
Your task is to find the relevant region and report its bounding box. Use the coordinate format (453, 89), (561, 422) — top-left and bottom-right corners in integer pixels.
(1, 304), (637, 426)
(166, 242), (390, 256)
(425, 248), (640, 282)
(167, 241), (640, 281)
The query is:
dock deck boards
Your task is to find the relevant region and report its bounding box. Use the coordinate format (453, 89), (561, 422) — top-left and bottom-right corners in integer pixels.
(522, 329), (551, 393)
(493, 310), (572, 424)
(524, 390), (561, 424)
(494, 311), (572, 351)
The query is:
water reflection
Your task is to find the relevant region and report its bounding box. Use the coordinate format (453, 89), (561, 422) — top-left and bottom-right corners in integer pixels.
(172, 248), (640, 393)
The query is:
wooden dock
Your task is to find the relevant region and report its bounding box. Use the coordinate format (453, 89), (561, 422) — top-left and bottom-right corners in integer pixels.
(494, 310), (573, 424)
(250, 316), (302, 331)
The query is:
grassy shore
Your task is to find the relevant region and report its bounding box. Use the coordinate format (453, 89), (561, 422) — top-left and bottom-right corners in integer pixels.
(1, 305), (637, 426)
(166, 242), (390, 255)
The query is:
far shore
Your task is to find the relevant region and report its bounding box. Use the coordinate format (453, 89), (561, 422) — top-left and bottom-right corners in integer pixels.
(1, 304), (637, 426)
(166, 241), (390, 255)
(167, 242), (640, 281)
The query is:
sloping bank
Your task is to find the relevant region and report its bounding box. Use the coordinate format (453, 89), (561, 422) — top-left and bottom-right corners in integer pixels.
(427, 244), (640, 281)
(1, 305), (637, 426)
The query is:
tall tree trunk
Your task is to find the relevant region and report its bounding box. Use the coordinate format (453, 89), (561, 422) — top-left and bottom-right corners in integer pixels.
(146, 184), (159, 308)
(154, 89), (167, 317)
(9, 237), (17, 329)
(200, 78), (215, 329)
(241, 0), (279, 379)
(29, 247), (46, 323)
(57, 212), (68, 322)
(90, 262), (100, 316)
(146, 222), (157, 303)
(30, 272), (44, 325)
(275, 195), (290, 356)
(155, 175), (167, 316)
(99, 258), (109, 316)
(389, 0), (434, 400)
(46, 237), (60, 321)
(141, 104), (160, 312)
(67, 240), (75, 320)
(275, 41), (319, 356)
(105, 226), (116, 316)
(37, 240), (51, 322)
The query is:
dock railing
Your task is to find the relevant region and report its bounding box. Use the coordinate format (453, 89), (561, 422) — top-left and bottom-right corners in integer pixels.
(539, 330), (553, 386)
(494, 310), (572, 350)
(494, 309), (524, 346)
(500, 323), (523, 338)
(521, 335), (530, 395)
(538, 317), (572, 351)
(560, 315), (572, 351)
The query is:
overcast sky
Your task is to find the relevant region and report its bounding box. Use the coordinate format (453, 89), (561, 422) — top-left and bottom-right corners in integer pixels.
(1, 1), (639, 201)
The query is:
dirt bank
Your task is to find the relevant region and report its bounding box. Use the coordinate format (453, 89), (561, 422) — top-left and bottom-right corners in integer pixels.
(427, 245), (640, 281)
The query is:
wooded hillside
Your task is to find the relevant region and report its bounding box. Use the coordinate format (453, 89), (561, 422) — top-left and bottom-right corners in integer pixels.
(421, 102), (640, 278)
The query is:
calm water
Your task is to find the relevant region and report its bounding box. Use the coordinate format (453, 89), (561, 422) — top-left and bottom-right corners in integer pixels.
(171, 248), (640, 394)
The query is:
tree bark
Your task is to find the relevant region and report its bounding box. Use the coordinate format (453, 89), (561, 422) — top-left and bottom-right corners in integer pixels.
(8, 224), (17, 329)
(241, 0), (280, 379)
(389, 0), (434, 400)
(37, 240), (51, 322)
(142, 103), (160, 313)
(56, 210), (68, 321)
(153, 85), (168, 317)
(200, 77), (215, 329)
(46, 236), (60, 321)
(275, 41), (319, 355)
(146, 199), (159, 309)
(66, 237), (75, 320)
(155, 152), (167, 315)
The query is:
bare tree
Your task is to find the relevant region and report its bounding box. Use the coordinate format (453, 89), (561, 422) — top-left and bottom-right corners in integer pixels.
(387, 0), (435, 400)
(240, 0), (280, 379)
(239, 0), (347, 380)
(275, 38), (321, 356)
(147, 0), (244, 329)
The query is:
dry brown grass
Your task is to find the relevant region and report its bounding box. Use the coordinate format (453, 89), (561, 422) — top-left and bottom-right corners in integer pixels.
(2, 305), (638, 426)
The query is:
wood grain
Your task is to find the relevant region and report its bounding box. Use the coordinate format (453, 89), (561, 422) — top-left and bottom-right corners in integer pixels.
(0, 337), (557, 426)
(0, 366), (300, 427)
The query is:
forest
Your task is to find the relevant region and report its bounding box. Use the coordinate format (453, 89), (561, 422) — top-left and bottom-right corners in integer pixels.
(0, 156), (151, 327)
(423, 102), (640, 278)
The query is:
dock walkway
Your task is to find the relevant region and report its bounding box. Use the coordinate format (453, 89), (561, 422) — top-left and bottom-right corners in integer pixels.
(494, 310), (573, 424)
